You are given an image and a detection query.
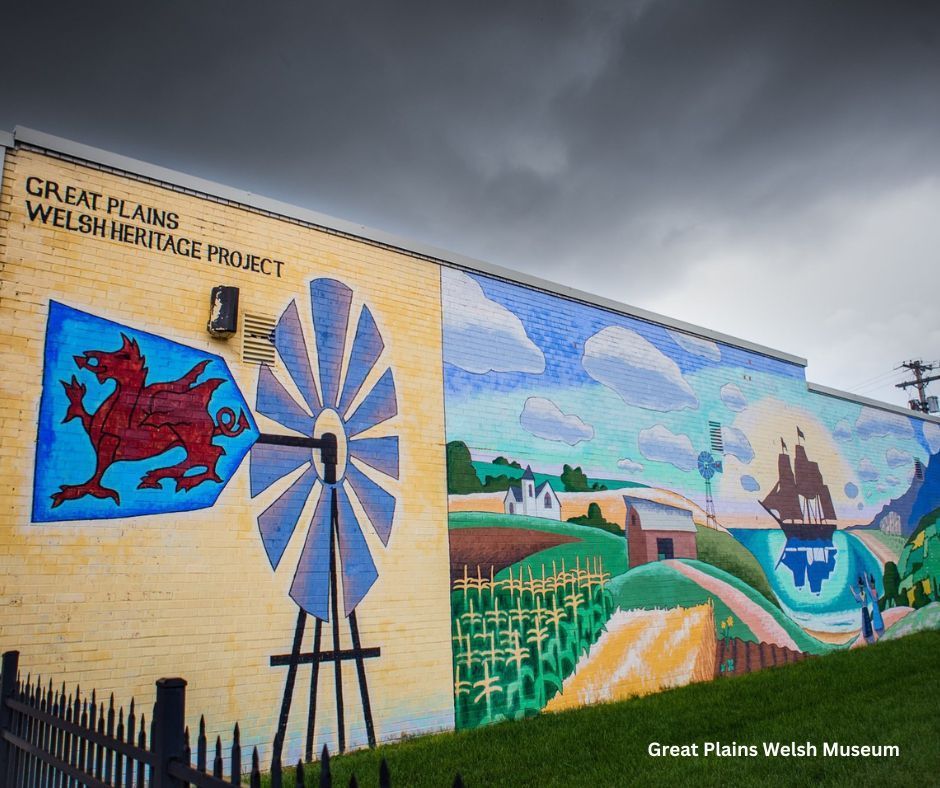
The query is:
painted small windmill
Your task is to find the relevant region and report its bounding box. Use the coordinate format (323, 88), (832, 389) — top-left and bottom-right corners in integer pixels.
(249, 278), (399, 762)
(698, 421), (724, 530)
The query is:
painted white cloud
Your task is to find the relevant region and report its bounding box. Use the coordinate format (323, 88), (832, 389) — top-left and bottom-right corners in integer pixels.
(519, 397), (593, 445)
(924, 421), (940, 454)
(844, 482), (859, 499)
(740, 475), (760, 492)
(617, 458), (644, 474)
(582, 326), (698, 412)
(720, 383), (747, 412)
(885, 447), (911, 468)
(885, 475), (900, 486)
(857, 458), (880, 482)
(442, 269), (545, 374)
(668, 330), (721, 362)
(638, 424), (697, 472)
(833, 419), (853, 442)
(721, 425), (754, 464)
(855, 406), (914, 440)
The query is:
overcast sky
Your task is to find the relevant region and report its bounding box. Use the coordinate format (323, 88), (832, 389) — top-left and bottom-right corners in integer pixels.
(3, 1), (938, 408)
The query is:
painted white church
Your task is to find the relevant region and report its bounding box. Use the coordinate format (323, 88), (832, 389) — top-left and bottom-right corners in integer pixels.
(504, 465), (561, 520)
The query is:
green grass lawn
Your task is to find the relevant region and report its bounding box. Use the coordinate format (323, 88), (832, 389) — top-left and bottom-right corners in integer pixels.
(263, 630), (940, 787)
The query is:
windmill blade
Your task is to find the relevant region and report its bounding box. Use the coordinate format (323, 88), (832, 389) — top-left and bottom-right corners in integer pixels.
(274, 300), (321, 413)
(345, 462), (396, 545)
(250, 441), (312, 498)
(289, 486), (334, 621)
(338, 305), (384, 419)
(256, 364), (314, 436)
(311, 279), (353, 409)
(345, 369), (397, 438)
(334, 485), (379, 616)
(348, 435), (399, 479)
(258, 466), (318, 571)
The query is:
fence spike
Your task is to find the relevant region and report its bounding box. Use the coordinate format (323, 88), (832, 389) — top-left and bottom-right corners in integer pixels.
(96, 702), (105, 781)
(296, 758), (306, 788)
(115, 707), (125, 788)
(270, 751), (283, 788)
(213, 734), (223, 779)
(232, 722), (242, 786)
(379, 757), (390, 788)
(319, 744), (330, 788)
(136, 715), (147, 786)
(197, 715), (207, 772)
(453, 773), (465, 788)
(349, 775), (359, 788)
(106, 695), (116, 778)
(250, 747), (261, 788)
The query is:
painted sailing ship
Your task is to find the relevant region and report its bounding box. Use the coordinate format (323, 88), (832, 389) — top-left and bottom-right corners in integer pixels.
(759, 428), (837, 539)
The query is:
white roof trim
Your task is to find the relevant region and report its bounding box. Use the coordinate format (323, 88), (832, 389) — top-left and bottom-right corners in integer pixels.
(807, 383), (940, 424)
(9, 126), (808, 367)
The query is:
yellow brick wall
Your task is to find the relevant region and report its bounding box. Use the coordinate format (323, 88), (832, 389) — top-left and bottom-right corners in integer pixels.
(0, 148), (454, 761)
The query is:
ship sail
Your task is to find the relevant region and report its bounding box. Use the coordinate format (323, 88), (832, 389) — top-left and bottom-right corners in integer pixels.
(760, 434), (838, 537)
(819, 484), (837, 521)
(760, 452), (804, 522)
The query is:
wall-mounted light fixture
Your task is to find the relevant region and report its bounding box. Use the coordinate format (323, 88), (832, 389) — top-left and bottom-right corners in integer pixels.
(207, 285), (240, 337)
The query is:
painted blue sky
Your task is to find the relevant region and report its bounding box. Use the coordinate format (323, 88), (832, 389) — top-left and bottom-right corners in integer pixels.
(442, 269), (939, 521)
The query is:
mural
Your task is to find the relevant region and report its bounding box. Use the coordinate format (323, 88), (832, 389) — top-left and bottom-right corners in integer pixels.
(441, 267), (940, 728)
(32, 280), (400, 759)
(33, 301), (257, 522)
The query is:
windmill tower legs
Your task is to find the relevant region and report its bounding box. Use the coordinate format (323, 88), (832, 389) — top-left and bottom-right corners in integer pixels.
(704, 478), (718, 530)
(268, 435), (380, 764)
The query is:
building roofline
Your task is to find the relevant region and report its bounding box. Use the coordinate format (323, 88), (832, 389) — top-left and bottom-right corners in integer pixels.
(807, 383), (940, 425)
(11, 126), (940, 425)
(9, 126), (810, 367)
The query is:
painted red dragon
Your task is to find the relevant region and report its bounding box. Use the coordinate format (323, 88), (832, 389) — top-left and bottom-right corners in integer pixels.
(52, 333), (249, 508)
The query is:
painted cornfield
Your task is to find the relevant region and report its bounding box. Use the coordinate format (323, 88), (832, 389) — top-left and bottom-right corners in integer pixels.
(451, 556), (614, 729)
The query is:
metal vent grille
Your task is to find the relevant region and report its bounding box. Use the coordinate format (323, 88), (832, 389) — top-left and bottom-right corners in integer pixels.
(914, 458), (925, 481)
(708, 421), (724, 453)
(242, 313), (277, 366)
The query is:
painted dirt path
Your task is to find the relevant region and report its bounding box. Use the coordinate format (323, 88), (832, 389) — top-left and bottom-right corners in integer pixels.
(851, 531), (899, 568)
(665, 560), (799, 651)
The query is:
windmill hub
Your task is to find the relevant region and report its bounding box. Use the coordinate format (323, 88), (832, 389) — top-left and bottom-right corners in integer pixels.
(312, 408), (347, 483)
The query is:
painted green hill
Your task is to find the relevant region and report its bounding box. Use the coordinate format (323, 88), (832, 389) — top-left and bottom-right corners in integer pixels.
(681, 559), (837, 655)
(881, 601), (940, 640)
(695, 525), (778, 607)
(607, 560), (757, 642)
(607, 559), (835, 655)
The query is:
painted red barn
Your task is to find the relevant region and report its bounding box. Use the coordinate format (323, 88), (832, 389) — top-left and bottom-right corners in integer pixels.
(624, 495), (698, 569)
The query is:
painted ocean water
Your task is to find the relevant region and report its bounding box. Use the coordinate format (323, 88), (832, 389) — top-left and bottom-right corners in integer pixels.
(731, 528), (883, 633)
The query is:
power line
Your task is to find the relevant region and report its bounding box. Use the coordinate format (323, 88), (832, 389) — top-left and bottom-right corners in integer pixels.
(846, 369), (898, 391)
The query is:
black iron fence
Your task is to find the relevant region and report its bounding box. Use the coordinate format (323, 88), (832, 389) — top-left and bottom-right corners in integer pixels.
(0, 651), (465, 788)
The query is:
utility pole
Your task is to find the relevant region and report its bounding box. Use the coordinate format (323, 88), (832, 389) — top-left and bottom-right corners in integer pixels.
(896, 360), (940, 413)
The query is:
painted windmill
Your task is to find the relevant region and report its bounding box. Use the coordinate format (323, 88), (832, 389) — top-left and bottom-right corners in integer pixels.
(249, 278), (399, 761)
(698, 421), (724, 530)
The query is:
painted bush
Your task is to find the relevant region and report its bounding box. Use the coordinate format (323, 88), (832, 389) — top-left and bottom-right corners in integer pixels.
(441, 267), (940, 728)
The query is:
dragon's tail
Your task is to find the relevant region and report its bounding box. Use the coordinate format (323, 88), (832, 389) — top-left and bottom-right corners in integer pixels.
(215, 407), (250, 437)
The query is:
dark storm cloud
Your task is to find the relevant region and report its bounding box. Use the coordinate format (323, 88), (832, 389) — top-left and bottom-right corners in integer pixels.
(3, 1), (939, 403)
